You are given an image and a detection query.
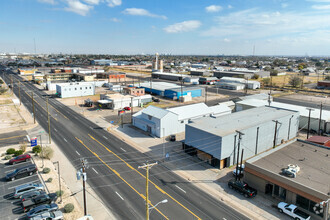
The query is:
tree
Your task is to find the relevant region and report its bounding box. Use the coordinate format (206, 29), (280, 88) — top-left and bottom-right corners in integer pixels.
(325, 75), (330, 80)
(262, 78), (271, 86)
(270, 69), (279, 76)
(289, 76), (302, 88)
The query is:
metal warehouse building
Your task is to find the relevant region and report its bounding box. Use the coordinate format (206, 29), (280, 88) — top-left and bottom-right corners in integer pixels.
(184, 106), (299, 169)
(151, 71), (184, 81)
(56, 82), (95, 98)
(140, 82), (204, 99)
(236, 99), (330, 133)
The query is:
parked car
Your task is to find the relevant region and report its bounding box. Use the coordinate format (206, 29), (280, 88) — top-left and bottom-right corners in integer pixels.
(152, 97), (160, 102)
(9, 154), (31, 165)
(124, 106), (131, 111)
(13, 183), (44, 199)
(277, 202), (310, 220)
(22, 193), (57, 212)
(6, 164), (37, 181)
(30, 210), (63, 220)
(26, 204), (59, 219)
(232, 164), (245, 177)
(228, 179), (257, 198)
(21, 191), (46, 203)
(170, 134), (176, 142)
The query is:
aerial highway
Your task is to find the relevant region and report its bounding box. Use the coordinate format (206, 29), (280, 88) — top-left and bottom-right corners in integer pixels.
(1, 67), (248, 220)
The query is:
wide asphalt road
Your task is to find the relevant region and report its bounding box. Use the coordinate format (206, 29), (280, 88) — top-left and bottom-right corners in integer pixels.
(1, 68), (248, 219)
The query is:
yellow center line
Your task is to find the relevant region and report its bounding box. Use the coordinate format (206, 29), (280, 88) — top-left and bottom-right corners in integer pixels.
(87, 134), (201, 220)
(75, 137), (169, 220)
(0, 135), (26, 141)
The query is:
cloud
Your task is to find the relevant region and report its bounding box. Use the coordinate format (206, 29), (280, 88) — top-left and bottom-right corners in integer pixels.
(64, 0), (93, 16)
(202, 8), (330, 41)
(164, 20), (201, 33)
(224, 38), (231, 42)
(83, 0), (100, 4)
(307, 0), (330, 2)
(38, 0), (56, 4)
(106, 0), (122, 7)
(281, 3), (288, 8)
(312, 4), (330, 9)
(228, 5), (233, 9)
(110, 17), (121, 22)
(205, 5), (222, 13)
(122, 8), (167, 19)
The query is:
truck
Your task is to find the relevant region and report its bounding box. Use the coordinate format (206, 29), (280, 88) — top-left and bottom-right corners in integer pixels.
(277, 202), (311, 220)
(228, 179), (257, 198)
(22, 193), (57, 212)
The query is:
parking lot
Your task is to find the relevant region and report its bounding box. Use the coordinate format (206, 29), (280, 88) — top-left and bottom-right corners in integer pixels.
(0, 160), (43, 220)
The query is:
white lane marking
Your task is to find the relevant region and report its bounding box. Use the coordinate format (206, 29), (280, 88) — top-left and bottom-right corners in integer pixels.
(92, 168), (99, 174)
(76, 151), (81, 156)
(115, 191), (124, 200)
(89, 126), (93, 130)
(120, 148), (126, 152)
(103, 136), (108, 140)
(223, 218), (227, 220)
(63, 138), (68, 142)
(40, 114), (43, 117)
(7, 178), (39, 189)
(26, 135), (30, 142)
(54, 128), (57, 132)
(175, 185), (186, 193)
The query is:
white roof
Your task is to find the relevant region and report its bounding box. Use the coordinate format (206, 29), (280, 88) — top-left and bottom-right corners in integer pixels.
(209, 104), (232, 115)
(142, 105), (172, 119)
(168, 103), (212, 121)
(237, 99), (330, 121)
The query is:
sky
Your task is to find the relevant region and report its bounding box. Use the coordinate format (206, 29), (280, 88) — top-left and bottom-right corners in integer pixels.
(1, 0), (330, 56)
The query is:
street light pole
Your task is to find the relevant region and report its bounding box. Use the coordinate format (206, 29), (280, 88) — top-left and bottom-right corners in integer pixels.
(47, 98), (51, 144)
(53, 161), (62, 203)
(318, 103), (323, 135)
(306, 108), (314, 139)
(18, 81), (21, 105)
(32, 92), (36, 124)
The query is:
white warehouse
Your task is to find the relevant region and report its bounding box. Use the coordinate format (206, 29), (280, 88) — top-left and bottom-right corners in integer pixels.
(56, 82), (95, 98)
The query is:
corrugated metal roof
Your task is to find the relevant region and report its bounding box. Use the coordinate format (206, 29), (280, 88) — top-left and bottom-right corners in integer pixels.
(140, 82), (180, 91)
(209, 104), (232, 115)
(188, 106), (297, 137)
(142, 105), (171, 119)
(237, 99), (330, 121)
(168, 103), (212, 121)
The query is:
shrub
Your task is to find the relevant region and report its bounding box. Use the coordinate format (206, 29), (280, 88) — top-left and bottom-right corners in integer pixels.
(56, 190), (64, 197)
(64, 203), (74, 213)
(4, 155), (12, 160)
(19, 144), (27, 153)
(1, 153), (5, 157)
(6, 148), (16, 154)
(14, 150), (24, 156)
(41, 146), (54, 159)
(32, 145), (42, 154)
(43, 167), (51, 174)
(47, 178), (53, 183)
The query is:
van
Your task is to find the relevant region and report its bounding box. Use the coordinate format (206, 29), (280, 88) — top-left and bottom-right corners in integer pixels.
(13, 183), (44, 199)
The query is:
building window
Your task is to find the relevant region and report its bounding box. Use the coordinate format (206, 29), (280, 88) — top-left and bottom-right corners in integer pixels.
(75, 88), (77, 90)
(274, 185), (279, 196)
(86, 87), (87, 89)
(148, 115), (152, 120)
(296, 195), (323, 217)
(181, 121), (184, 123)
(90, 87), (91, 89)
(80, 87), (82, 90)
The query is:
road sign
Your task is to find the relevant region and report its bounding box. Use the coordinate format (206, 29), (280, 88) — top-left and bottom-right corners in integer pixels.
(30, 137), (37, 147)
(110, 121), (114, 124)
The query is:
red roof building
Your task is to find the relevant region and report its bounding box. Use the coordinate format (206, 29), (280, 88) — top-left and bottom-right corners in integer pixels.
(306, 136), (330, 147)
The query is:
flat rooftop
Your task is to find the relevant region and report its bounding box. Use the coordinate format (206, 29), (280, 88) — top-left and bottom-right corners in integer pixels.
(251, 141), (330, 195)
(189, 106), (296, 137)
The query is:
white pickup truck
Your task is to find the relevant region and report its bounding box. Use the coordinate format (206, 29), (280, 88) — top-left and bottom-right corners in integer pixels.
(278, 202), (311, 220)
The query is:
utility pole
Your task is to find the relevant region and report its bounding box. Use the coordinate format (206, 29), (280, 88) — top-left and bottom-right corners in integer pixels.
(318, 103), (323, 135)
(131, 97), (134, 123)
(53, 161), (62, 203)
(238, 149), (244, 181)
(18, 81), (21, 105)
(31, 92), (36, 124)
(235, 131), (244, 181)
(78, 159), (88, 216)
(180, 74), (183, 102)
(150, 76), (153, 95)
(288, 115), (293, 140)
(138, 162), (158, 220)
(245, 78), (248, 95)
(306, 108), (314, 139)
(205, 87), (207, 105)
(272, 120), (282, 148)
(47, 98), (51, 144)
